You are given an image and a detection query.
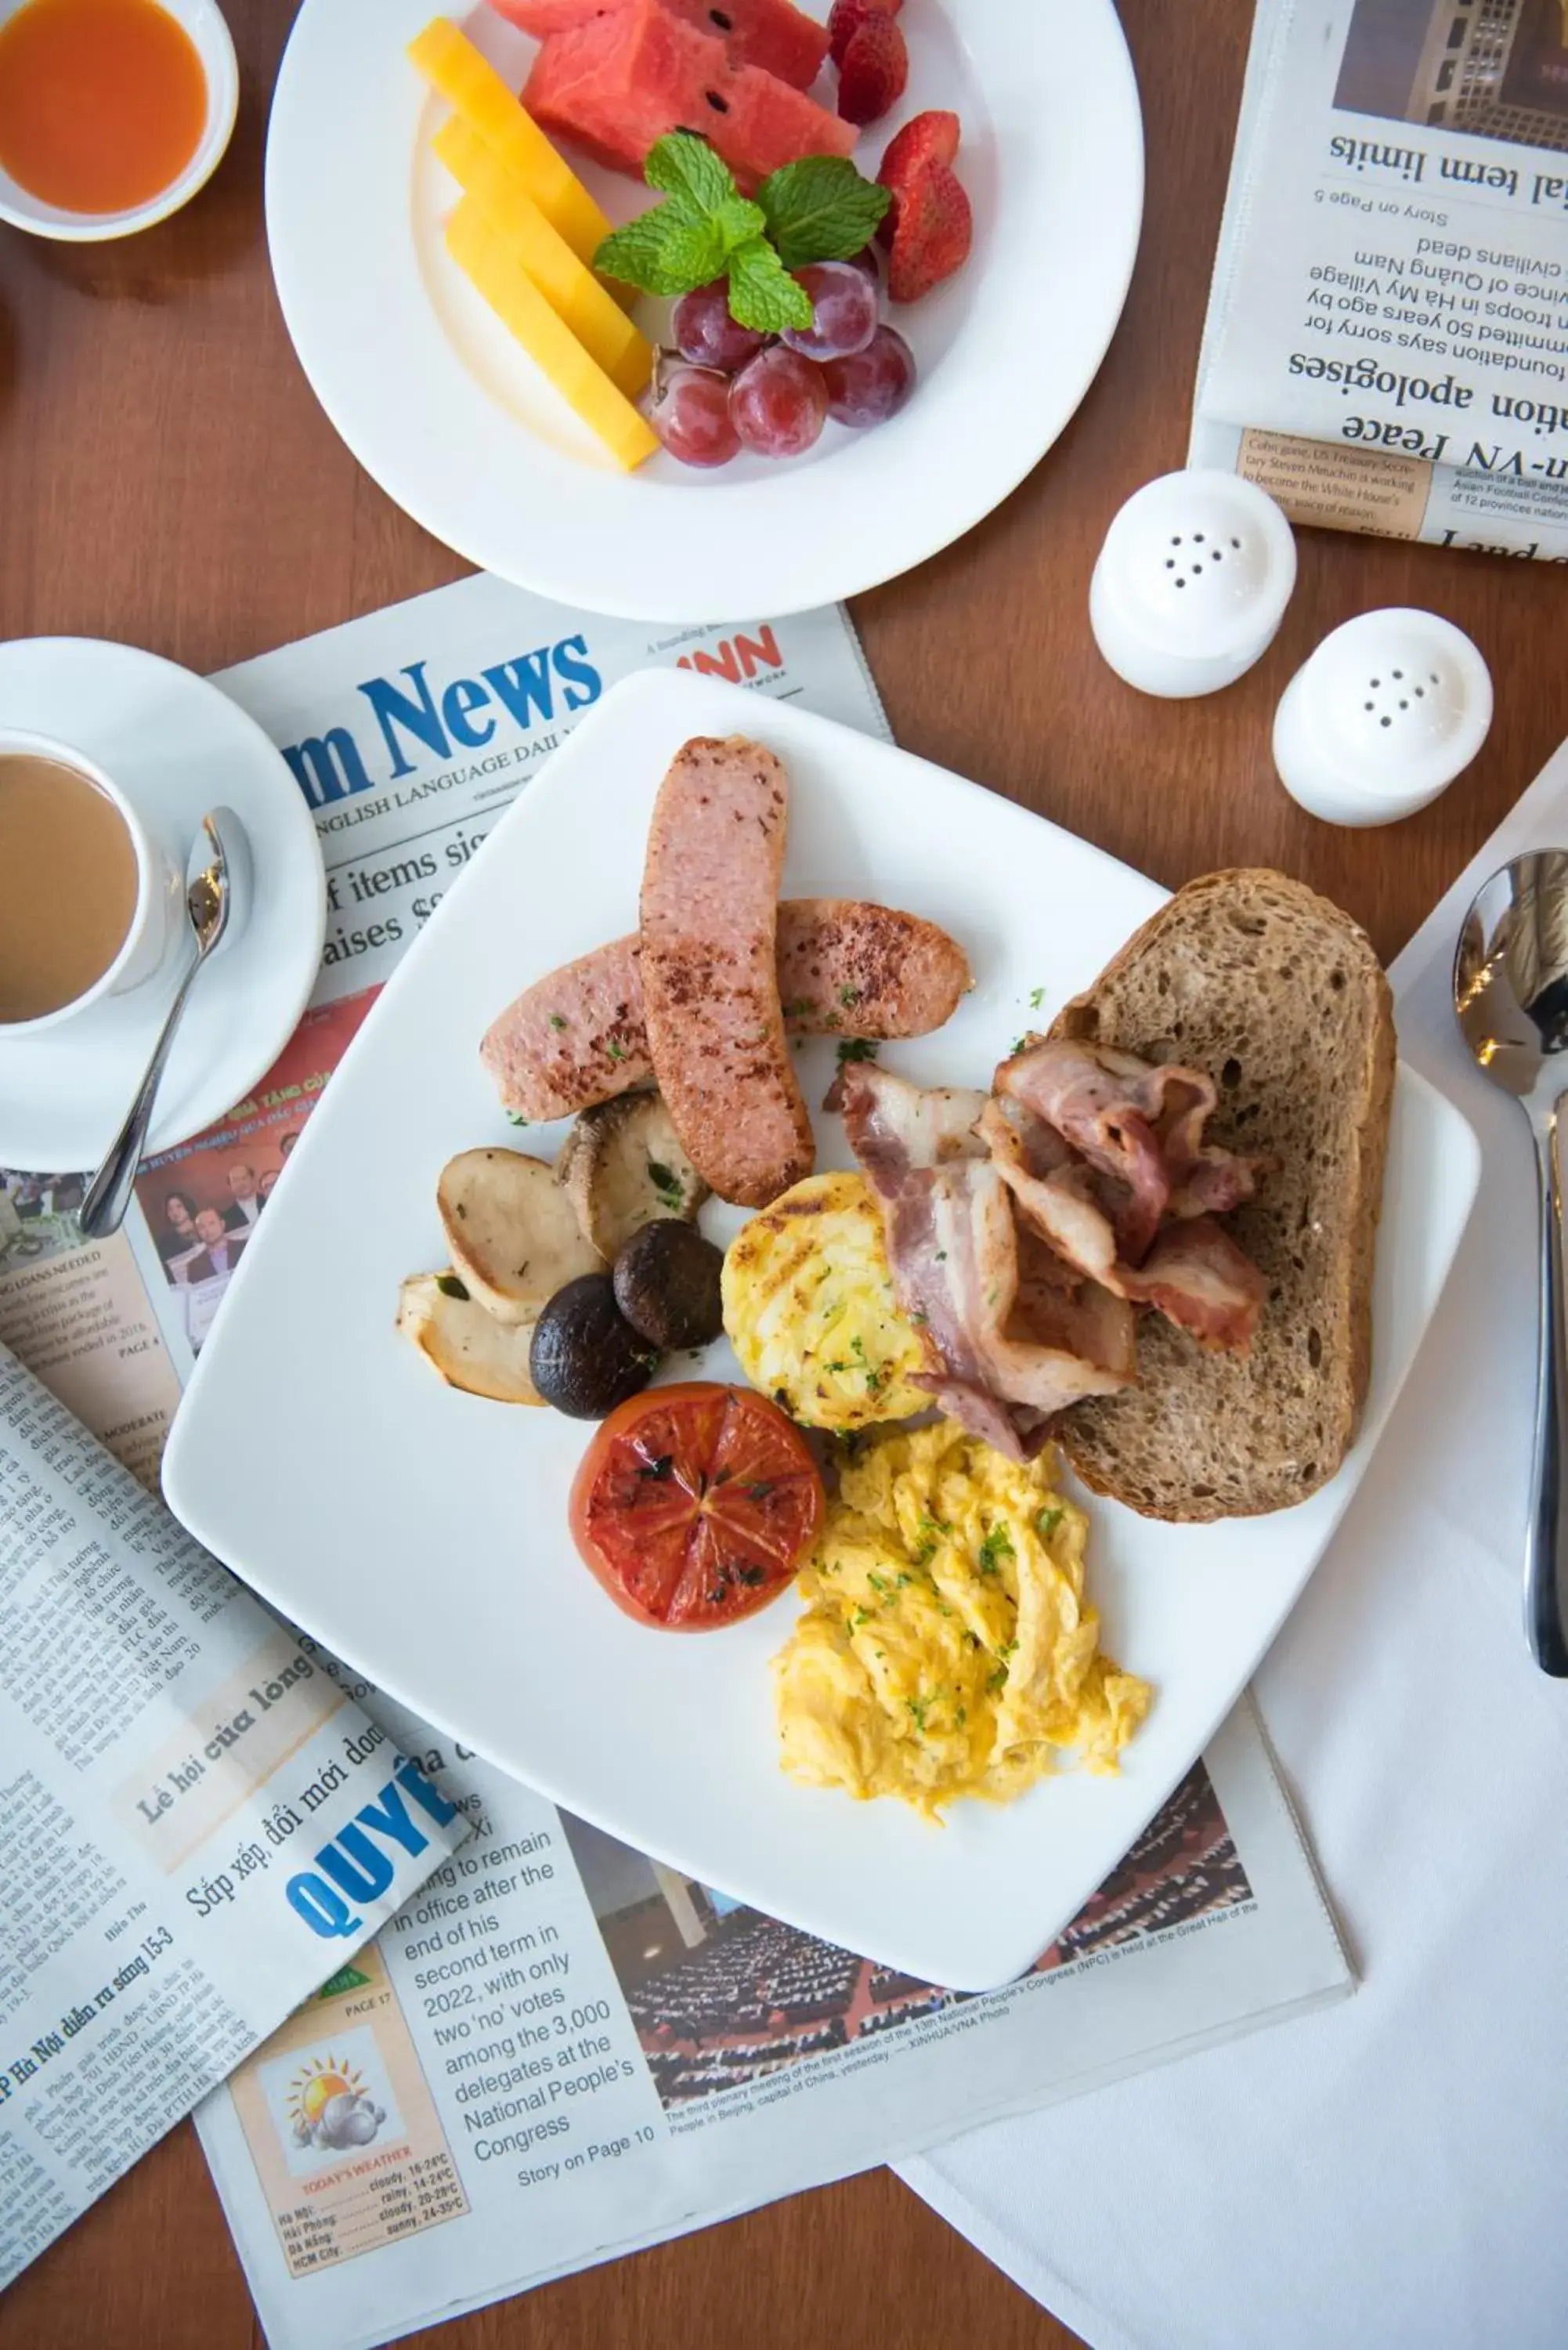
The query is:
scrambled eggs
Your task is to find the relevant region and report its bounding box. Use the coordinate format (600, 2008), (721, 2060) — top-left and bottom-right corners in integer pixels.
(774, 1423), (1151, 1815)
(722, 1170), (931, 1431)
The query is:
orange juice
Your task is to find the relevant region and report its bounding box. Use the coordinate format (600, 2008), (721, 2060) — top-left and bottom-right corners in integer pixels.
(0, 0), (207, 215)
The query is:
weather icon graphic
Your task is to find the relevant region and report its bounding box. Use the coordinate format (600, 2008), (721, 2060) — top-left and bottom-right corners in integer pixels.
(286, 2052), (388, 2153)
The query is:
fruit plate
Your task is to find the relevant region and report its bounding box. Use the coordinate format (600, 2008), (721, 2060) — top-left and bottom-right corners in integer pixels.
(263, 0), (1143, 623)
(161, 671), (1479, 1992)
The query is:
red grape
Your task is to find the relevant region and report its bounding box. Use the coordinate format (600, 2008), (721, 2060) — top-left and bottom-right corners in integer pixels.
(646, 363), (741, 468)
(670, 280), (769, 373)
(822, 325), (916, 428)
(780, 261), (879, 361)
(728, 346), (829, 458)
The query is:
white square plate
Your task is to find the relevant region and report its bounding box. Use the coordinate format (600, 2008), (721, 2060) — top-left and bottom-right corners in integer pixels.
(164, 671), (1479, 1990)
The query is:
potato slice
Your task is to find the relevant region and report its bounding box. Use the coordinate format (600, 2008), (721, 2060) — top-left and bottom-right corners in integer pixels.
(555, 1091), (710, 1262)
(437, 1148), (602, 1323)
(396, 1271), (544, 1405)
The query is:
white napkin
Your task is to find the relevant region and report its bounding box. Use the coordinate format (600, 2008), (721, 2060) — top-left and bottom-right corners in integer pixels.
(900, 747), (1568, 2350)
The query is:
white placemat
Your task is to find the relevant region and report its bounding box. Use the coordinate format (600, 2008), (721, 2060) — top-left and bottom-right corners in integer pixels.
(900, 744), (1568, 2350)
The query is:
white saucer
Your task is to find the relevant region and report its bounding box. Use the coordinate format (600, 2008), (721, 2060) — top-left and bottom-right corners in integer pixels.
(0, 638), (325, 1173)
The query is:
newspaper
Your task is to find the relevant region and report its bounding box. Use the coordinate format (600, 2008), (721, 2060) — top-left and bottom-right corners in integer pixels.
(1190, 0), (1568, 557)
(0, 1343), (470, 2291)
(0, 577), (1351, 2343)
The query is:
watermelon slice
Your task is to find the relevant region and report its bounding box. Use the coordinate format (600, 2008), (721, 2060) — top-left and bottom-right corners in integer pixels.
(487, 0), (830, 93)
(523, 0), (854, 187)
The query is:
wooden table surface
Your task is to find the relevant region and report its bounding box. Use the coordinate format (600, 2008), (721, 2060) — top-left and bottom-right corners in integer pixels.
(2, 2), (1565, 2345)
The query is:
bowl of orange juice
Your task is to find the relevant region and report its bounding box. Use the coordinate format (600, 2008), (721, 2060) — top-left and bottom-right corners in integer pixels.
(0, 0), (237, 240)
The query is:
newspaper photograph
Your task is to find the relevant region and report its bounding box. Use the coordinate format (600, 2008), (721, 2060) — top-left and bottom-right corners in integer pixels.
(1190, 0), (1568, 555)
(0, 573), (1353, 2340)
(0, 1345), (470, 2292)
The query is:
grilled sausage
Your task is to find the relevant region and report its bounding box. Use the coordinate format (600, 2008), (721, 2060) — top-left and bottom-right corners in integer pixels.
(481, 898), (971, 1124)
(638, 736), (814, 1207)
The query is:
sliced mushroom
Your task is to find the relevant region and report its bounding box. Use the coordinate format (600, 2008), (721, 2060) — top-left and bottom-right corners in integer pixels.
(437, 1148), (602, 1323)
(396, 1271), (544, 1405)
(555, 1090), (710, 1262)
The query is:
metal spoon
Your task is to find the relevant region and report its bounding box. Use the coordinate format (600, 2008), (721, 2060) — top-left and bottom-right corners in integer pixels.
(79, 809), (250, 1241)
(1454, 850), (1568, 1675)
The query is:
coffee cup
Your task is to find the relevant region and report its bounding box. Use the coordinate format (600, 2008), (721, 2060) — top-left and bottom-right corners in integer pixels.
(0, 727), (182, 1036)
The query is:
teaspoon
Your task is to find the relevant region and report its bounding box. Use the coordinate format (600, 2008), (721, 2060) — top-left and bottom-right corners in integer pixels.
(1454, 850), (1568, 1675)
(79, 809), (250, 1242)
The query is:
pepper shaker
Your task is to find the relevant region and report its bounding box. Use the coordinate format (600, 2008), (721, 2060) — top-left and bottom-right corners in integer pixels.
(1273, 609), (1492, 827)
(1089, 469), (1298, 698)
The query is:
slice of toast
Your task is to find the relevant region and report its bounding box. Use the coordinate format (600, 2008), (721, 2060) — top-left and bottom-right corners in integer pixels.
(1052, 870), (1396, 1521)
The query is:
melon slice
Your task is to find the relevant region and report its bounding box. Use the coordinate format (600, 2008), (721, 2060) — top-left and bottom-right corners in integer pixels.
(434, 115), (652, 398)
(446, 197), (659, 469)
(524, 0), (854, 188)
(488, 0), (831, 92)
(409, 16), (613, 266)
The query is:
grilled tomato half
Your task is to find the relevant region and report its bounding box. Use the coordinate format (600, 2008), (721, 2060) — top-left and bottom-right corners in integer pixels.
(569, 1383), (824, 1632)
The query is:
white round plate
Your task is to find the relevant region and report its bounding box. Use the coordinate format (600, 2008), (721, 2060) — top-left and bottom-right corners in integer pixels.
(264, 0), (1143, 622)
(0, 639), (325, 1173)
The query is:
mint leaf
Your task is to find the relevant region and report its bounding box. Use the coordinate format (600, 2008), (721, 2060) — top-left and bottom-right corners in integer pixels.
(759, 156), (892, 269)
(727, 237), (813, 332)
(711, 190), (767, 258)
(594, 211), (681, 292)
(645, 129), (738, 214)
(595, 203), (731, 297)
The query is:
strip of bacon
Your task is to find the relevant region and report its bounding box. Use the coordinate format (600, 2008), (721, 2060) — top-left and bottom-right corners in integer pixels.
(979, 1096), (1266, 1356)
(993, 1038), (1270, 1263)
(1118, 1217), (1267, 1352)
(834, 1067), (1134, 1460)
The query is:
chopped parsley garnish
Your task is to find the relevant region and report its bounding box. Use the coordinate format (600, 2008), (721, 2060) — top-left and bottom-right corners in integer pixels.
(977, 1521), (1015, 1575)
(1009, 1036), (1028, 1057)
(986, 1661), (1009, 1694)
(548, 1012), (568, 1031)
(905, 1695), (930, 1732)
(1036, 1505), (1064, 1541)
(849, 1334), (885, 1393)
(866, 1571), (894, 1602)
(838, 984), (862, 1008)
(910, 1307), (928, 1325)
(782, 996), (813, 1018)
(836, 1037), (879, 1067)
(934, 1249), (947, 1263)
(910, 1513), (949, 1569)
(1028, 987), (1045, 1010)
(505, 1110), (529, 1126)
(849, 1607), (872, 1632)
(646, 1157), (685, 1209)
(606, 1039), (627, 1063)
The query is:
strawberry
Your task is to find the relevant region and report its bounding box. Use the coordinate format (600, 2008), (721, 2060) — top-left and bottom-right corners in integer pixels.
(826, 0), (899, 68)
(878, 108), (960, 193)
(836, 15), (908, 125)
(885, 159), (972, 302)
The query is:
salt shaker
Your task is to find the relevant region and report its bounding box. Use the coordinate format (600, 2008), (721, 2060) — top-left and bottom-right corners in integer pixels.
(1273, 609), (1492, 827)
(1089, 469), (1298, 698)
